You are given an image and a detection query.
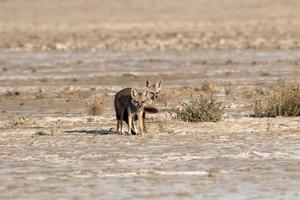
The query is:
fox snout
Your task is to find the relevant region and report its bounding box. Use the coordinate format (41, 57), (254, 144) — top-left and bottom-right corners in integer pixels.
(136, 102), (143, 108)
(131, 99), (143, 108)
(150, 93), (159, 99)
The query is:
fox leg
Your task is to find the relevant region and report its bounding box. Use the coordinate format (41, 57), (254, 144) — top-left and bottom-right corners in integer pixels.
(116, 120), (120, 134)
(143, 121), (147, 133)
(142, 112), (147, 133)
(132, 120), (138, 135)
(120, 120), (124, 134)
(143, 111), (148, 133)
(137, 112), (145, 135)
(128, 112), (133, 135)
(117, 108), (125, 134)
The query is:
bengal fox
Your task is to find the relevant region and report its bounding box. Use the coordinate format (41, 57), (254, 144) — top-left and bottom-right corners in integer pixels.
(146, 80), (162, 102)
(114, 80), (162, 135)
(114, 87), (149, 135)
(141, 80), (162, 131)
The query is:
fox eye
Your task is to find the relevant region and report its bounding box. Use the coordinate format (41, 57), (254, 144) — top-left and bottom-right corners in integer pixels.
(141, 101), (146, 104)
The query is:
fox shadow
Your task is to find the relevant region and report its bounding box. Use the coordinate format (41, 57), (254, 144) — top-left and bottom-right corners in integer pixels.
(64, 129), (115, 135)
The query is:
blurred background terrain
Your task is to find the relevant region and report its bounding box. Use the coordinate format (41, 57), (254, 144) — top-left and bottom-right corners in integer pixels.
(0, 1), (300, 199)
(0, 0), (300, 51)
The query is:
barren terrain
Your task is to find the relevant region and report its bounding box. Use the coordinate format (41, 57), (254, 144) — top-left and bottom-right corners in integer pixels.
(0, 0), (300, 199)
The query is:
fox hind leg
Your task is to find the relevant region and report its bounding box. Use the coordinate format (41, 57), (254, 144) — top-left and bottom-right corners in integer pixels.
(116, 107), (125, 134)
(116, 120), (120, 134)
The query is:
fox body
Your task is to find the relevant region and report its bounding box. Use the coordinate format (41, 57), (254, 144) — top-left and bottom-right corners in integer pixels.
(114, 87), (149, 135)
(114, 80), (162, 135)
(139, 80), (162, 132)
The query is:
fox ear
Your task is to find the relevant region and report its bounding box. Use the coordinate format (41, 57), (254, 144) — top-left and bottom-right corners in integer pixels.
(155, 80), (162, 89)
(144, 88), (152, 104)
(131, 88), (138, 98)
(146, 80), (151, 88)
(142, 88), (149, 97)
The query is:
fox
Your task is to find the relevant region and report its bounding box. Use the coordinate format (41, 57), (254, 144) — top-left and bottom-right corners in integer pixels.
(114, 80), (162, 135)
(124, 80), (162, 134)
(146, 80), (162, 102)
(141, 80), (162, 131)
(114, 87), (150, 135)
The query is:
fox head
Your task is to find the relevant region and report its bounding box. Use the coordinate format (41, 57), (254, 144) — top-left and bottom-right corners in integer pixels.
(146, 80), (162, 100)
(131, 88), (149, 109)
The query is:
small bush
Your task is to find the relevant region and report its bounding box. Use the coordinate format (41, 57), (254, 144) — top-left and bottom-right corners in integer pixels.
(87, 99), (103, 116)
(253, 83), (300, 117)
(224, 82), (232, 96)
(201, 80), (217, 93)
(169, 95), (224, 122)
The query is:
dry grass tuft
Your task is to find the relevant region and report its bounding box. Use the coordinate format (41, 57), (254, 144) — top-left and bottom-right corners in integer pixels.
(169, 94), (224, 122)
(6, 115), (37, 128)
(5, 90), (20, 97)
(224, 82), (233, 96)
(201, 80), (217, 93)
(87, 99), (103, 116)
(253, 83), (300, 117)
(34, 131), (52, 136)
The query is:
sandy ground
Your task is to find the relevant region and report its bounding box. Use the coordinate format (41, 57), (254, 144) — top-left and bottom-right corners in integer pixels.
(1, 50), (300, 199)
(0, 0), (300, 199)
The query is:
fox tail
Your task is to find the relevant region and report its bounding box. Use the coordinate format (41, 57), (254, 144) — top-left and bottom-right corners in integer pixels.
(144, 106), (159, 113)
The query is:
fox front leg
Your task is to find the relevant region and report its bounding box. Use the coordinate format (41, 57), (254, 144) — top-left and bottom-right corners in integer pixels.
(137, 112), (145, 135)
(142, 113), (147, 133)
(128, 113), (133, 135)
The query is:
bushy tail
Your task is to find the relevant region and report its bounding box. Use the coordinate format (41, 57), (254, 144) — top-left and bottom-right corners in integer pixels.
(131, 121), (138, 135)
(144, 106), (159, 113)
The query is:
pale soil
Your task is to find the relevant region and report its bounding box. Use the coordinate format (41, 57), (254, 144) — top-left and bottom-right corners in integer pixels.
(0, 0), (300, 51)
(1, 0), (300, 199)
(0, 51), (300, 199)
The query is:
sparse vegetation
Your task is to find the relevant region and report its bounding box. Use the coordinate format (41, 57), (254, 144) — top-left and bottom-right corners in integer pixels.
(5, 90), (20, 97)
(224, 82), (232, 96)
(87, 117), (94, 122)
(158, 122), (165, 133)
(157, 121), (175, 134)
(34, 131), (48, 136)
(7, 116), (26, 127)
(253, 83), (300, 117)
(32, 130), (54, 137)
(169, 94), (224, 122)
(6, 115), (36, 128)
(87, 99), (103, 116)
(201, 80), (217, 93)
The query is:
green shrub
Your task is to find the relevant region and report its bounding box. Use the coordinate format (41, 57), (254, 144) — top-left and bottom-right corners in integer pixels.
(169, 95), (224, 122)
(201, 80), (217, 93)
